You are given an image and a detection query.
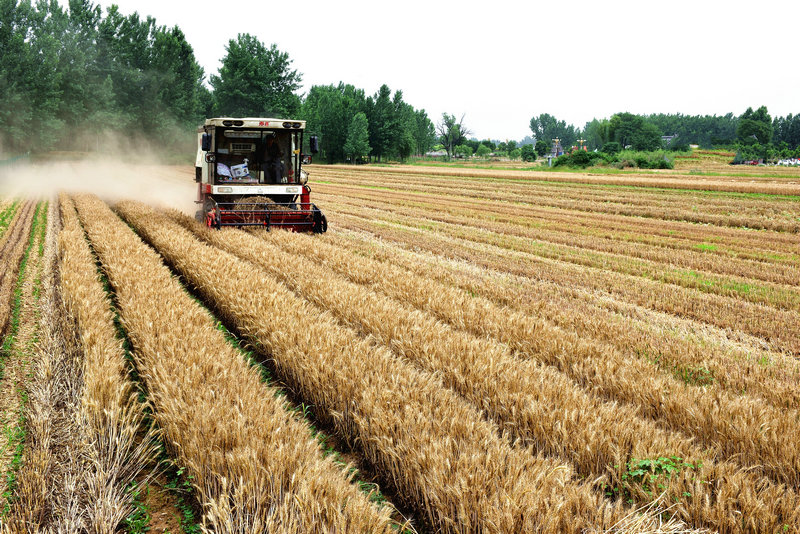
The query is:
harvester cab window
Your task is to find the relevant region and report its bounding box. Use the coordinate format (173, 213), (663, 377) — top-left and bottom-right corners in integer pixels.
(216, 129), (259, 183)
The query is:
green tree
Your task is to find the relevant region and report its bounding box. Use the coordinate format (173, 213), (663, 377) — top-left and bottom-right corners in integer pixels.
(366, 84), (394, 161)
(455, 144), (472, 158)
(529, 113), (579, 148)
(476, 144), (491, 158)
(343, 112), (371, 162)
(301, 82), (366, 162)
(737, 106), (772, 145)
(608, 112), (662, 150)
(534, 139), (549, 156)
(437, 113), (471, 159)
(413, 109), (436, 155)
(583, 118), (610, 150)
(520, 144), (536, 162)
(211, 34), (301, 118)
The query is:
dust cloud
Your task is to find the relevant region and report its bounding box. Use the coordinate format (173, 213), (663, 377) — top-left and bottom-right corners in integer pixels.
(0, 158), (198, 215)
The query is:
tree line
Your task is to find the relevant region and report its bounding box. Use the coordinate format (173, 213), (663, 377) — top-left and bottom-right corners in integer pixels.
(0, 0), (436, 162)
(524, 109), (800, 160)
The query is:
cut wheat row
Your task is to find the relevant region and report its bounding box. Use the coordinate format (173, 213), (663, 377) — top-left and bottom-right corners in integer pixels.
(250, 225), (800, 490)
(0, 201), (36, 340)
(117, 200), (634, 534)
(323, 195), (800, 315)
(314, 173), (800, 254)
(0, 200), (48, 528)
(327, 227), (800, 410)
(313, 169), (800, 232)
(322, 181), (800, 261)
(313, 163), (800, 196)
(71, 194), (396, 533)
(168, 210), (798, 533)
(2, 198), (94, 530)
(322, 186), (799, 290)
(329, 208), (800, 353)
(318, 168), (800, 221)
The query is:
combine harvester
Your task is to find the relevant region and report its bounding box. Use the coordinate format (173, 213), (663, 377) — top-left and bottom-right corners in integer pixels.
(195, 117), (327, 232)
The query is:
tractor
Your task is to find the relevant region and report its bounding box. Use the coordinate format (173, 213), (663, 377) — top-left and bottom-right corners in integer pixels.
(195, 117), (327, 232)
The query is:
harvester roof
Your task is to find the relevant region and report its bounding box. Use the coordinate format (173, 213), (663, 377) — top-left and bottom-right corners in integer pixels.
(202, 117), (306, 130)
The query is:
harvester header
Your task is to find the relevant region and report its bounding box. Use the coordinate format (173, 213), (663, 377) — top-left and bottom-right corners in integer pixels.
(195, 117), (326, 233)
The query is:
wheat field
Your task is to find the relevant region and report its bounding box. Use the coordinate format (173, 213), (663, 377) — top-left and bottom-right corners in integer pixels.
(0, 162), (797, 533)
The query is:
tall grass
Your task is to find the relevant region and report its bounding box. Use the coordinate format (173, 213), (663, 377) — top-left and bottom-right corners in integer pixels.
(116, 200), (632, 533)
(71, 194), (396, 533)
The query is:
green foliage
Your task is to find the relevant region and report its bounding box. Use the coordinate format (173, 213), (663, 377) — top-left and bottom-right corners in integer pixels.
(476, 144), (492, 158)
(343, 112), (371, 163)
(583, 118), (610, 150)
(124, 483), (151, 533)
(534, 139), (549, 156)
(601, 141), (621, 154)
(553, 148), (673, 169)
(608, 112), (663, 151)
(0, 1), (207, 155)
(529, 113), (579, 148)
(455, 144), (473, 158)
(437, 113), (471, 159)
(301, 82), (432, 163)
(737, 106), (772, 145)
(520, 144), (536, 162)
(604, 456), (702, 504)
(553, 150), (607, 168)
(211, 34), (300, 118)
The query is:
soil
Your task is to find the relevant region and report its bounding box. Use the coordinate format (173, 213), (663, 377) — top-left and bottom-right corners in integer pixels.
(140, 472), (184, 533)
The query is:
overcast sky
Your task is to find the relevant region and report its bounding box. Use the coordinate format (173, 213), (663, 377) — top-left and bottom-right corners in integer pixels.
(94, 0), (799, 141)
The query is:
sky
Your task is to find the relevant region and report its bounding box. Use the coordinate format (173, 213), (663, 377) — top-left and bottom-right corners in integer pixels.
(94, 0), (799, 141)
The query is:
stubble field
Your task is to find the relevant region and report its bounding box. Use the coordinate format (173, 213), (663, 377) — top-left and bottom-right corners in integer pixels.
(0, 161), (798, 533)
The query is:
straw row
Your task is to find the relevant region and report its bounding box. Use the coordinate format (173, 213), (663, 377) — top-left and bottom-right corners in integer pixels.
(328, 208), (800, 353)
(314, 166), (800, 230)
(313, 163), (800, 196)
(0, 201), (36, 339)
(71, 194), (396, 533)
(166, 210), (800, 533)
(323, 186), (799, 291)
(0, 200), (50, 529)
(116, 200), (630, 534)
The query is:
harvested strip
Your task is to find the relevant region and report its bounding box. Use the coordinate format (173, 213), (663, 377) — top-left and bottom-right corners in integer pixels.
(166, 210), (800, 533)
(117, 200), (628, 534)
(323, 187), (800, 292)
(328, 228), (800, 410)
(329, 209), (800, 353)
(0, 201), (46, 523)
(72, 194), (395, 533)
(59, 195), (160, 530)
(315, 163), (800, 196)
(3, 200), (88, 530)
(0, 201), (36, 338)
(251, 225), (800, 489)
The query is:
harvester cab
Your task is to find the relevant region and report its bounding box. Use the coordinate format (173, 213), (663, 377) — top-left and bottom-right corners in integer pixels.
(195, 117), (327, 232)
